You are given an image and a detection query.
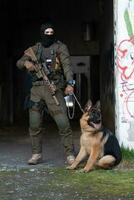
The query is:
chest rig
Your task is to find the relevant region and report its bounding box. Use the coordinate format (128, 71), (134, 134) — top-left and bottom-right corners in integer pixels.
(30, 42), (65, 89)
(36, 42), (62, 76)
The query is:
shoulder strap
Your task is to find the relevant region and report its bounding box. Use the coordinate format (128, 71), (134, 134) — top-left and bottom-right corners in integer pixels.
(36, 42), (43, 61)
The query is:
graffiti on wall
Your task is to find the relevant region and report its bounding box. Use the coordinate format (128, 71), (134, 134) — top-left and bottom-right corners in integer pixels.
(117, 36), (134, 120)
(116, 0), (134, 144)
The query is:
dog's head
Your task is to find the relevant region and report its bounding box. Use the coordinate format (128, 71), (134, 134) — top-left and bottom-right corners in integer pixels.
(84, 100), (101, 128)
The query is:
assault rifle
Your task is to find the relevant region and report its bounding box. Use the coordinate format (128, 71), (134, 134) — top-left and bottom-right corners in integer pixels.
(24, 47), (59, 106)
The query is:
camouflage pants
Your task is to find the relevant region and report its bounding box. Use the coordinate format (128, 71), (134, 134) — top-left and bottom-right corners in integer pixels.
(29, 85), (74, 156)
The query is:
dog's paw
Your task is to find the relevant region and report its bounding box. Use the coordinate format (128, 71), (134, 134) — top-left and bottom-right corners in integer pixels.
(76, 168), (90, 173)
(83, 167), (92, 173)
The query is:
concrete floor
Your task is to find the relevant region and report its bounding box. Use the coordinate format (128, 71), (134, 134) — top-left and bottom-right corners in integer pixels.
(0, 121), (81, 170)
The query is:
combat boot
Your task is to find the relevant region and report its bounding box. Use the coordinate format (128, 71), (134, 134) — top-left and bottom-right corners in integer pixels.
(28, 154), (42, 165)
(66, 155), (75, 165)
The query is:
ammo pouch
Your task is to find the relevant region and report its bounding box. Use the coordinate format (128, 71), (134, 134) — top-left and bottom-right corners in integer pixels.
(49, 73), (66, 89)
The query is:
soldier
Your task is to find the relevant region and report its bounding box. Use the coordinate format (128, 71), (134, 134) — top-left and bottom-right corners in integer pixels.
(16, 22), (75, 165)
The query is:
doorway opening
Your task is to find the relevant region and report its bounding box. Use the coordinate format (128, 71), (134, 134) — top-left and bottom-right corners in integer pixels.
(0, 0), (114, 129)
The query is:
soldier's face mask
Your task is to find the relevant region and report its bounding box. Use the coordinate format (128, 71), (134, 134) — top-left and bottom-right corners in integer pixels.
(41, 28), (56, 47)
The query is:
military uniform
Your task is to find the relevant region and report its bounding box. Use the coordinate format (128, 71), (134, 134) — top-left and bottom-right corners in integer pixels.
(16, 41), (75, 157)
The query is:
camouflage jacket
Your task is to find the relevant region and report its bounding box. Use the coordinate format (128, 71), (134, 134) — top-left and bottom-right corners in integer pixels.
(16, 41), (73, 88)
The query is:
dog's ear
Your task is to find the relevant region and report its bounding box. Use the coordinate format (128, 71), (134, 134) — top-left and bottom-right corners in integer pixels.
(94, 100), (101, 110)
(84, 99), (92, 112)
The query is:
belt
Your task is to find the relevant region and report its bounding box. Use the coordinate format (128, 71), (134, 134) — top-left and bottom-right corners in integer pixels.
(32, 80), (45, 86)
(32, 79), (59, 86)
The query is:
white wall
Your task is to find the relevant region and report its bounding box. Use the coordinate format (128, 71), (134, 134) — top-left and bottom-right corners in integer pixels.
(114, 0), (134, 149)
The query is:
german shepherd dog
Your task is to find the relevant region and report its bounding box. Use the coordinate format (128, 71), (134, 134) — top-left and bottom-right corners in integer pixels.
(67, 100), (122, 172)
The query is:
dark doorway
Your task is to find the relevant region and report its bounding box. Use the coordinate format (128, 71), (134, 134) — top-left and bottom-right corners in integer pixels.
(0, 0), (114, 126)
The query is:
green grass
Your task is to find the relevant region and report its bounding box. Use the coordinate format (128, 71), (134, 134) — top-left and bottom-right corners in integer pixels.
(0, 168), (134, 200)
(51, 168), (134, 195)
(121, 147), (134, 160)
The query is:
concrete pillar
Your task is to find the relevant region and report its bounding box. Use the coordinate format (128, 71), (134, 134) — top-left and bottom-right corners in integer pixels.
(114, 0), (134, 149)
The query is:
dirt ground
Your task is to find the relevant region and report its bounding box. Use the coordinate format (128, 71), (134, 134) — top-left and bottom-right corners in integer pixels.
(0, 123), (134, 200)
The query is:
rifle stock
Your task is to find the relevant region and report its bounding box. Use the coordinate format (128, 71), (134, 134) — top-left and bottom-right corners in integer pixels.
(24, 47), (60, 106)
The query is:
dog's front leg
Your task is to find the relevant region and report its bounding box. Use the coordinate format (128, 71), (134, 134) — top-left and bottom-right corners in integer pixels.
(83, 146), (100, 172)
(67, 147), (87, 170)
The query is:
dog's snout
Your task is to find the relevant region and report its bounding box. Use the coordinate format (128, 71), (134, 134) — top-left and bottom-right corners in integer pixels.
(88, 109), (101, 124)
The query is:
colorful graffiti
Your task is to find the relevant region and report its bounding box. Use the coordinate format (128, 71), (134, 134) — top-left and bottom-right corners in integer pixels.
(117, 36), (134, 120)
(117, 37), (134, 81)
(116, 0), (134, 121)
(115, 0), (134, 146)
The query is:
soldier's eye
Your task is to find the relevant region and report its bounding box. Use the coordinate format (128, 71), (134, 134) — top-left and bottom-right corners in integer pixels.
(45, 31), (54, 34)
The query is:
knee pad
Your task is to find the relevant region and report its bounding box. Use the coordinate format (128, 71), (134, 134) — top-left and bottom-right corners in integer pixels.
(29, 100), (41, 111)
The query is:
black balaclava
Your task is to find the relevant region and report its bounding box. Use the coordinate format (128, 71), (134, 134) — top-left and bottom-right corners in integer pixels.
(40, 23), (56, 47)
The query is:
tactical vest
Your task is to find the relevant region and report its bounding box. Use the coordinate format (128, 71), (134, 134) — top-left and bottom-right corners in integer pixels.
(31, 42), (65, 88)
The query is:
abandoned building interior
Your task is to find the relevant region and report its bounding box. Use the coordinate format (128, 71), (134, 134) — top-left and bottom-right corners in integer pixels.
(0, 0), (114, 131)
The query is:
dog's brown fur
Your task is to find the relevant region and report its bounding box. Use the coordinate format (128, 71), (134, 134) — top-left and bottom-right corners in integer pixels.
(67, 100), (121, 172)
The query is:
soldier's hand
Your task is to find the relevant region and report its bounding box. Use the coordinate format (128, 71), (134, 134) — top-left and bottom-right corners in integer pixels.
(24, 61), (35, 71)
(64, 85), (74, 95)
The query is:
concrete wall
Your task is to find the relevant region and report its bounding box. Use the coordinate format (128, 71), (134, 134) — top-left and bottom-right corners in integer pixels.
(114, 0), (134, 149)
